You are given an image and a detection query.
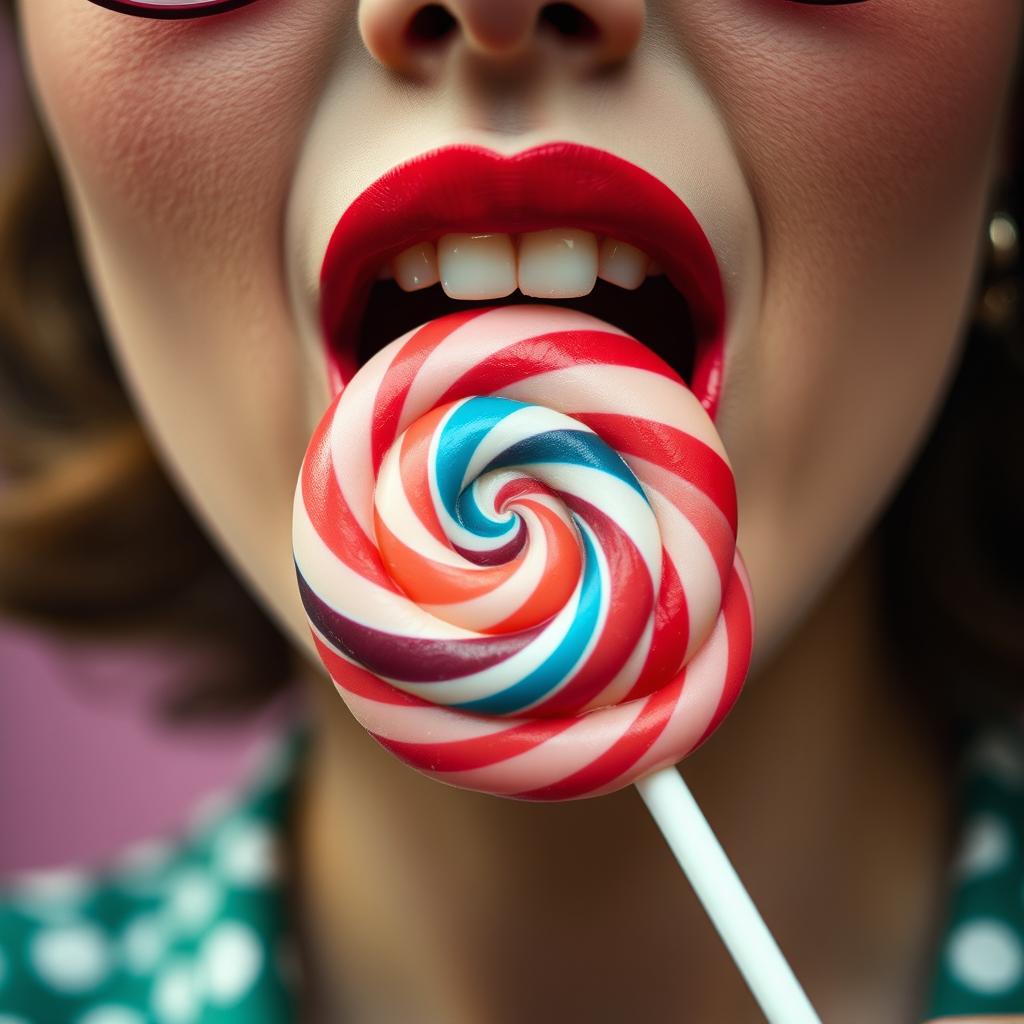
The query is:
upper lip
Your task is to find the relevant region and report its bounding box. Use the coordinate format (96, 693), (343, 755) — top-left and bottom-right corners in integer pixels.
(318, 140), (727, 421)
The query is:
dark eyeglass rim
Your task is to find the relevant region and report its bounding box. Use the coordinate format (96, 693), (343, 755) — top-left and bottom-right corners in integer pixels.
(86, 0), (868, 19)
(85, 0), (260, 18)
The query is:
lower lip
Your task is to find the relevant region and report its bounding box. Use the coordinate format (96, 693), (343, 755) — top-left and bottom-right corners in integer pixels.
(320, 143), (726, 422)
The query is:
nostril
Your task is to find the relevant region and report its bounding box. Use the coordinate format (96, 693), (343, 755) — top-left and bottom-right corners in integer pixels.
(403, 3), (598, 50)
(539, 3), (599, 41)
(405, 4), (458, 46)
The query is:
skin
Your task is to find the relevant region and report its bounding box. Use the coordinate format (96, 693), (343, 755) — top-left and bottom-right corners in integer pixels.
(11, 0), (1024, 1019)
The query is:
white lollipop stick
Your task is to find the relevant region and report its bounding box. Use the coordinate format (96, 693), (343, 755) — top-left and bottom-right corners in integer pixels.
(634, 766), (822, 1024)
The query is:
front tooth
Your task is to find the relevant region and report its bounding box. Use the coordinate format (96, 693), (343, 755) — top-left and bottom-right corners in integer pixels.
(438, 233), (516, 299)
(518, 228), (598, 298)
(597, 237), (648, 290)
(393, 241), (439, 291)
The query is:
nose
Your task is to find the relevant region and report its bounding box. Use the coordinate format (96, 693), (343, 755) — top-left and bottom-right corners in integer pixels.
(358, 0), (644, 79)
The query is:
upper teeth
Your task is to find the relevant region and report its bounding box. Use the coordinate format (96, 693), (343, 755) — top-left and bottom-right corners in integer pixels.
(377, 229), (663, 299)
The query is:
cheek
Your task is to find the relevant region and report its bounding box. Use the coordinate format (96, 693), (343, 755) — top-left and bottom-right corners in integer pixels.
(17, 0), (353, 645)
(688, 3), (1022, 661)
(20, 0), (338, 246)
(710, 3), (1020, 258)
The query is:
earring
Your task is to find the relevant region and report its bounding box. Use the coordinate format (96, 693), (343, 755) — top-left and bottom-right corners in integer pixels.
(975, 206), (1023, 371)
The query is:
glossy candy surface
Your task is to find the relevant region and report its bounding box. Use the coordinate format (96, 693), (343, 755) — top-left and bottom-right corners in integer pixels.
(293, 305), (753, 800)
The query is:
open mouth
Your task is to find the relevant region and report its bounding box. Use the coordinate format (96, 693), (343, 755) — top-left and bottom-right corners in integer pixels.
(319, 142), (725, 422)
(356, 267), (694, 387)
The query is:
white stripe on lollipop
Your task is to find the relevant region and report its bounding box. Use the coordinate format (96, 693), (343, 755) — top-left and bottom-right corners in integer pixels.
(432, 700), (641, 796)
(329, 331), (408, 541)
(400, 307), (629, 430)
(496, 363), (728, 461)
(643, 484), (724, 666)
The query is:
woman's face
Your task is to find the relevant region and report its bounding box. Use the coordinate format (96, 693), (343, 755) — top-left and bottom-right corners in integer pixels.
(14, 0), (1023, 673)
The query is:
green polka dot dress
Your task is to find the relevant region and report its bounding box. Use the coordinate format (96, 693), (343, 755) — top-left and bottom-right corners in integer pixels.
(925, 728), (1024, 1017)
(2, 726), (1023, 1022)
(0, 731), (306, 1024)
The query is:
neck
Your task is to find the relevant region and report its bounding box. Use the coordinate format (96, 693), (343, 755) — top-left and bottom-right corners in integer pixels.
(291, 536), (955, 1023)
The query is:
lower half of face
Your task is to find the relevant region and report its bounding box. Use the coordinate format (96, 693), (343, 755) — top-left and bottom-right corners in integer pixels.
(15, 0), (1023, 676)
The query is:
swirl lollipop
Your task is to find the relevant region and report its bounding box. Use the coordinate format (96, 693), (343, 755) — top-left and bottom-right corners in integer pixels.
(292, 304), (819, 1024)
(293, 304), (752, 800)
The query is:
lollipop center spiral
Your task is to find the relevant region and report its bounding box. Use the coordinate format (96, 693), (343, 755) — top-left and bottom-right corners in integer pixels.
(373, 395), (660, 645)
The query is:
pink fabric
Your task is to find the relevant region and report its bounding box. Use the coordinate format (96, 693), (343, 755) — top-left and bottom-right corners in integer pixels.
(0, 621), (296, 875)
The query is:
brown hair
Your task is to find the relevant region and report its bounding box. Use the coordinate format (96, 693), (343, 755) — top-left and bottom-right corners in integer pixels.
(876, 52), (1024, 735)
(0, 4), (1020, 731)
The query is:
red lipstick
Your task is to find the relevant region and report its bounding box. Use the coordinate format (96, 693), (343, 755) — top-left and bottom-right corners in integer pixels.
(319, 141), (727, 421)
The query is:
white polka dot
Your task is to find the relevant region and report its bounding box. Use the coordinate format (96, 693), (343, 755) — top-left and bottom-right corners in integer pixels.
(120, 914), (169, 974)
(955, 814), (1013, 878)
(215, 820), (279, 887)
(11, 868), (90, 921)
(0, 1015), (32, 1024)
(118, 839), (172, 875)
(948, 918), (1024, 994)
(31, 923), (112, 994)
(168, 869), (221, 932)
(116, 840), (173, 896)
(200, 922), (263, 1005)
(78, 1007), (147, 1024)
(151, 958), (199, 1024)
(12, 867), (89, 902)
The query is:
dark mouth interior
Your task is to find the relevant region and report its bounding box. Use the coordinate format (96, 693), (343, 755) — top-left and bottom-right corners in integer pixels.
(354, 274), (696, 384)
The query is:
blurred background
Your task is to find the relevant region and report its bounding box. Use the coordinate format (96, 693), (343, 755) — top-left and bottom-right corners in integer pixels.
(0, 15), (291, 877)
